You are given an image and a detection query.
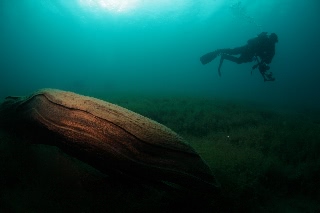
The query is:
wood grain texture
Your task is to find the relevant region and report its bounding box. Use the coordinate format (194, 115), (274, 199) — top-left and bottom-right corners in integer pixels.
(0, 88), (219, 192)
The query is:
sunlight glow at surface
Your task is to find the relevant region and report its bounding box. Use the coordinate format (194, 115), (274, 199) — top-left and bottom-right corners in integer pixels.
(78, 0), (140, 13)
(74, 0), (225, 22)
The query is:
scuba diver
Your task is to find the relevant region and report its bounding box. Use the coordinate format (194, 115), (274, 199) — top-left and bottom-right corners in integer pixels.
(200, 32), (278, 82)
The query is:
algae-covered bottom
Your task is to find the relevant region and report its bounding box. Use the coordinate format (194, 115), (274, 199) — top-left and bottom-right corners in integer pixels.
(1, 96), (320, 212)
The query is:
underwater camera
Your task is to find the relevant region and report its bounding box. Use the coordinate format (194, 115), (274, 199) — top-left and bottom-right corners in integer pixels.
(258, 63), (275, 81)
(252, 61), (275, 82)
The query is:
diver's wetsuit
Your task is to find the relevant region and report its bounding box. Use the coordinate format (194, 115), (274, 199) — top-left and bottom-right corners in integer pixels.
(200, 32), (278, 80)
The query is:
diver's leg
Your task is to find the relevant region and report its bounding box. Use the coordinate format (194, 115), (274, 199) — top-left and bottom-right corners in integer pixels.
(200, 46), (245, 65)
(218, 54), (240, 76)
(218, 46), (246, 56)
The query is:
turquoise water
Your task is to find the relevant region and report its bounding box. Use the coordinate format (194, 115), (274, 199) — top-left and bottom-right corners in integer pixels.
(1, 0), (319, 109)
(1, 1), (320, 212)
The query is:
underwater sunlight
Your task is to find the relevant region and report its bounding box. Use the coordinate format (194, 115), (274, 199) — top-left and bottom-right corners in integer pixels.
(1, 0), (320, 212)
(78, 0), (140, 14)
(76, 0), (222, 19)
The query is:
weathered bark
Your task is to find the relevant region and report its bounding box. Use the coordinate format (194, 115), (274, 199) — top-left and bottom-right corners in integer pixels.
(0, 88), (219, 192)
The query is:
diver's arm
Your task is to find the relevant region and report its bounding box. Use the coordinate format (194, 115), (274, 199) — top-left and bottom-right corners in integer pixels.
(262, 51), (274, 64)
(261, 44), (275, 64)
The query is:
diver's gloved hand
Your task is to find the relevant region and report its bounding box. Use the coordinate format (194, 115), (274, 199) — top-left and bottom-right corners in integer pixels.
(258, 62), (270, 73)
(252, 64), (259, 70)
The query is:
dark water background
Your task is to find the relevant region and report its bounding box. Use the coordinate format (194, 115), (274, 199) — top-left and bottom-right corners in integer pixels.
(1, 0), (319, 109)
(1, 1), (320, 212)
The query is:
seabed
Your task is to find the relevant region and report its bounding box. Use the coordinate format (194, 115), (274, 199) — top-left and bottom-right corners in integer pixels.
(1, 96), (320, 212)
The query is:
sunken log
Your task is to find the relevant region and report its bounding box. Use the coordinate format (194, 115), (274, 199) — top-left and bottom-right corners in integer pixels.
(0, 88), (219, 192)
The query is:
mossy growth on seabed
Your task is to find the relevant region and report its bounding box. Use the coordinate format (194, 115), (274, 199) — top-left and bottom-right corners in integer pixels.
(112, 96), (320, 212)
(1, 96), (320, 212)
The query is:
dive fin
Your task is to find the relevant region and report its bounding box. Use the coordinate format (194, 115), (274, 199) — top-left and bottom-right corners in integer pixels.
(200, 51), (219, 65)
